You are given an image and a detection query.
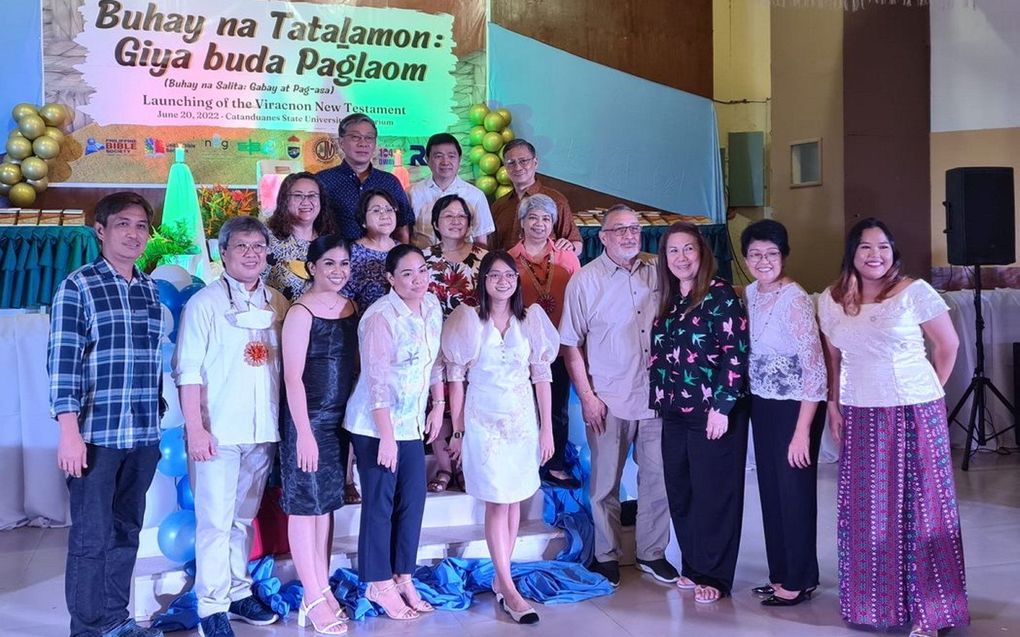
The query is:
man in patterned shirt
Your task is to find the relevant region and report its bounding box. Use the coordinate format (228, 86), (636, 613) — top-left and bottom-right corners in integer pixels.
(48, 192), (165, 637)
(317, 112), (414, 243)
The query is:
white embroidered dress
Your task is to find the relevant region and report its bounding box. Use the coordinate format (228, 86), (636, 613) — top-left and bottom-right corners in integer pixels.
(745, 281), (827, 402)
(442, 303), (559, 503)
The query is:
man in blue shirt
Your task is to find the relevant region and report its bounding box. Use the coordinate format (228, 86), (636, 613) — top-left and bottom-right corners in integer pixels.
(48, 192), (166, 637)
(317, 113), (413, 243)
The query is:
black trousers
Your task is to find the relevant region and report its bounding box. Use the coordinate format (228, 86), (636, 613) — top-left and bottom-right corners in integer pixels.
(750, 395), (823, 591)
(350, 433), (426, 581)
(66, 443), (160, 637)
(661, 398), (749, 594)
(544, 356), (571, 472)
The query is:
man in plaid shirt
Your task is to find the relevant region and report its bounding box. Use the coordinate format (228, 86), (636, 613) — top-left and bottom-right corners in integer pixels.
(48, 192), (165, 637)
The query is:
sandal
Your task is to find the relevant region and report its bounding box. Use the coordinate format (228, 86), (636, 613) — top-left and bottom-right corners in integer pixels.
(676, 576), (697, 590)
(322, 586), (348, 621)
(395, 578), (434, 612)
(694, 585), (722, 604)
(365, 581), (419, 620)
(298, 596), (347, 634)
(343, 482), (361, 505)
(427, 470), (453, 493)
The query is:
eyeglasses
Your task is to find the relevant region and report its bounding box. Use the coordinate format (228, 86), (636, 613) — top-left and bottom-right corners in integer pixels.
(288, 193), (319, 202)
(367, 205), (395, 216)
(485, 271), (519, 282)
(344, 133), (377, 144)
(602, 225), (641, 238)
(229, 242), (267, 255)
(504, 157), (534, 169)
(746, 250), (782, 263)
(438, 213), (469, 222)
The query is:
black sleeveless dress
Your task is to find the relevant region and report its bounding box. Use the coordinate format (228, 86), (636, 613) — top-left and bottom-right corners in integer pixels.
(279, 308), (359, 515)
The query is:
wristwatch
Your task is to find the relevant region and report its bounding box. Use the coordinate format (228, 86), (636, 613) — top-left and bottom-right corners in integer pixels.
(452, 431), (464, 439)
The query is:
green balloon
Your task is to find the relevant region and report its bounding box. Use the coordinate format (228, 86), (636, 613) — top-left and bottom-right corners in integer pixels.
(476, 175), (498, 197)
(27, 176), (49, 193)
(0, 162), (22, 186)
(501, 127), (515, 144)
(496, 109), (512, 126)
(495, 184), (514, 199)
(478, 153), (501, 176)
(8, 182), (36, 207)
(6, 136), (33, 160)
(44, 127), (66, 144)
(39, 103), (68, 128)
(19, 114), (46, 140)
(481, 132), (504, 153)
(468, 125), (486, 147)
(467, 145), (486, 165)
(468, 103), (489, 126)
(21, 156), (48, 181)
(496, 166), (511, 186)
(483, 112), (506, 133)
(11, 103), (38, 122)
(33, 135), (61, 160)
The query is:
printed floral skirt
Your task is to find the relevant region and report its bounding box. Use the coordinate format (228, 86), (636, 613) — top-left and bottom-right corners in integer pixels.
(838, 400), (970, 631)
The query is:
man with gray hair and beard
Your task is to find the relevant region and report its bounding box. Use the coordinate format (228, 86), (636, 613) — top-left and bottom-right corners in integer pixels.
(559, 205), (677, 587)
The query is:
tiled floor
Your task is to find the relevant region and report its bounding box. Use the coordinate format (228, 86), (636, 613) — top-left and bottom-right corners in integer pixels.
(2, 450), (1018, 636)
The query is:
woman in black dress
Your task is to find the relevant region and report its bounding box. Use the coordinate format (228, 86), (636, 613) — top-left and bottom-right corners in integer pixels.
(280, 235), (359, 634)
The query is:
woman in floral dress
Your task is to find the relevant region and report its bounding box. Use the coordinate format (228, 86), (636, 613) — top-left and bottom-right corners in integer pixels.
(266, 172), (336, 300)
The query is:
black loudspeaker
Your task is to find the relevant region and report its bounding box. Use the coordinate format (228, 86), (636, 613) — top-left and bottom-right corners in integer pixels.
(945, 167), (1016, 265)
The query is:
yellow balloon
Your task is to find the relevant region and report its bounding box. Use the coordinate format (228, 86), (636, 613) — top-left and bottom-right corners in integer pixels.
(0, 182), (10, 195)
(44, 127), (65, 144)
(0, 163), (22, 186)
(39, 103), (68, 128)
(9, 129), (24, 139)
(496, 166), (511, 186)
(33, 135), (61, 160)
(11, 103), (38, 122)
(496, 109), (512, 126)
(495, 184), (514, 199)
(8, 182), (37, 207)
(27, 176), (49, 193)
(19, 114), (46, 140)
(501, 127), (515, 144)
(6, 136), (33, 160)
(21, 156), (48, 181)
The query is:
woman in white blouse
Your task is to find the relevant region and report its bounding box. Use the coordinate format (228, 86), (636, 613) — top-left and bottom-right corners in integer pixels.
(443, 251), (557, 625)
(343, 244), (445, 621)
(818, 218), (968, 637)
(740, 220), (827, 607)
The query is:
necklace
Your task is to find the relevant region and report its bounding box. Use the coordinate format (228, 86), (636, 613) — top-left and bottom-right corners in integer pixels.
(750, 283), (784, 343)
(519, 250), (556, 315)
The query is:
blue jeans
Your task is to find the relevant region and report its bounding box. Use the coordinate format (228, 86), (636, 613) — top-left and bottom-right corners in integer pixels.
(66, 444), (160, 637)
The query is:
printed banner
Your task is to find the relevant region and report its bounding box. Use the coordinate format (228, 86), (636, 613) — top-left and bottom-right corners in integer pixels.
(44, 0), (486, 184)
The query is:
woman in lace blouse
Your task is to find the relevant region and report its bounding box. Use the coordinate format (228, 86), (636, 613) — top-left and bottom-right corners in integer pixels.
(818, 218), (968, 637)
(265, 172), (336, 300)
(740, 220), (826, 607)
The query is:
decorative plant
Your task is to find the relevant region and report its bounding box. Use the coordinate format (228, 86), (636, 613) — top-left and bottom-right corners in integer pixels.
(198, 185), (258, 239)
(136, 220), (201, 273)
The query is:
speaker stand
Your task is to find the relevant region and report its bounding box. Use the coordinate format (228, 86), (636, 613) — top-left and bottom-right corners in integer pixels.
(946, 265), (1017, 470)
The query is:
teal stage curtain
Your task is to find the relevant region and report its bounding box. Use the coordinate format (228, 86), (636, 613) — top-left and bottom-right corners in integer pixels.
(0, 227), (101, 309)
(578, 223), (732, 282)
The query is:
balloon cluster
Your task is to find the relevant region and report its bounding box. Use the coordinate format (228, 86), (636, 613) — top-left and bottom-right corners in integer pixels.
(466, 103), (515, 201)
(2, 103), (69, 207)
(151, 264), (206, 563)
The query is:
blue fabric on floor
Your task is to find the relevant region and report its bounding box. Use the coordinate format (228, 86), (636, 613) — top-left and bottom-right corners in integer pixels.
(541, 442), (595, 564)
(151, 556), (285, 631)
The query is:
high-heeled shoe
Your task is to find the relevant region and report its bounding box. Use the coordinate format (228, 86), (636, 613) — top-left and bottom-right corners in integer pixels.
(395, 578), (434, 613)
(761, 587), (816, 607)
(909, 627), (939, 637)
(321, 586), (348, 620)
(751, 584), (775, 596)
(365, 581), (419, 620)
(501, 599), (539, 624)
(298, 596), (347, 634)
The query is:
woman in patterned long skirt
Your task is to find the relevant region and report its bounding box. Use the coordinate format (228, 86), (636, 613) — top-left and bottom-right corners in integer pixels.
(818, 218), (969, 637)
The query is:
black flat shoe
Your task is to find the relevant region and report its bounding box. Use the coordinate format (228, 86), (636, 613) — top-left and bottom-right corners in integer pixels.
(542, 472), (581, 489)
(752, 584), (775, 596)
(761, 588), (815, 607)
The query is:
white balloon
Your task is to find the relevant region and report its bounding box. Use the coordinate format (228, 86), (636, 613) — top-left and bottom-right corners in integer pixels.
(150, 264), (193, 290)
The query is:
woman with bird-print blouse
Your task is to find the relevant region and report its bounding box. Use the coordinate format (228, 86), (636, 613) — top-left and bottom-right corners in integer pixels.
(648, 221), (750, 605)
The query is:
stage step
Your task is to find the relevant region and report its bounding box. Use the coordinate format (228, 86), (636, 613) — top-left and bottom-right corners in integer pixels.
(130, 489), (562, 620)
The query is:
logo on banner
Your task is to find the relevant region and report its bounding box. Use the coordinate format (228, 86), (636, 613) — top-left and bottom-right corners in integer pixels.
(313, 137), (338, 163)
(237, 139), (278, 156)
(84, 138), (106, 155)
(287, 136), (301, 159)
(145, 138), (167, 157)
(104, 139), (136, 155)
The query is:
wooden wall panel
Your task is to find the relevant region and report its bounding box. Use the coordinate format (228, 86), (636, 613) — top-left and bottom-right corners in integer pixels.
(491, 0), (713, 98)
(843, 6), (931, 279)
